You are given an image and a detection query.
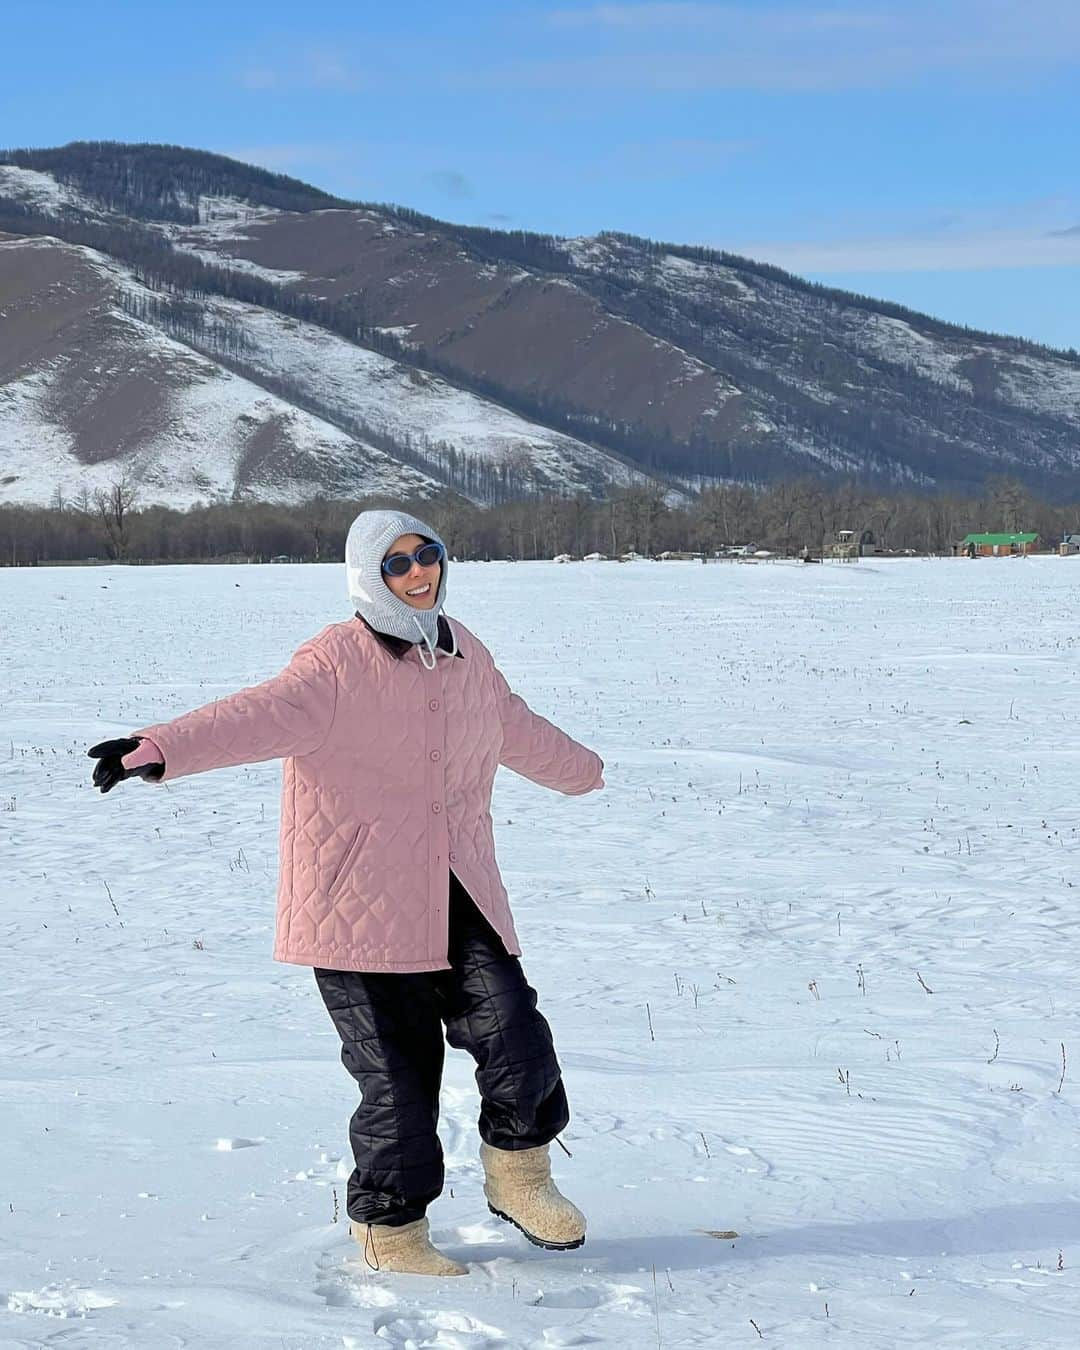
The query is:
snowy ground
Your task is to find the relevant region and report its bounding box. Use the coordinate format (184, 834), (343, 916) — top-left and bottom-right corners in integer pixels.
(2, 555), (1079, 1349)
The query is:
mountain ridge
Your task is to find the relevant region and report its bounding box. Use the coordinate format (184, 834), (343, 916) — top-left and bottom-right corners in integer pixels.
(8, 140), (1072, 361)
(1, 141), (1078, 508)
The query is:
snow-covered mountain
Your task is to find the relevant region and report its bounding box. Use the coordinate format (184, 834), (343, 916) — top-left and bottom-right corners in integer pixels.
(0, 236), (445, 508)
(0, 163), (652, 510)
(2, 143), (1079, 507)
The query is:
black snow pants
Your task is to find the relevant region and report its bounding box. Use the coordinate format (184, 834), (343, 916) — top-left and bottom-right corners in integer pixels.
(314, 872), (570, 1227)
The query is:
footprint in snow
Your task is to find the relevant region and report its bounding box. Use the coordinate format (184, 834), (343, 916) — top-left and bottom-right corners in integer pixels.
(372, 1307), (509, 1348)
(530, 1282), (648, 1314)
(314, 1267), (399, 1309)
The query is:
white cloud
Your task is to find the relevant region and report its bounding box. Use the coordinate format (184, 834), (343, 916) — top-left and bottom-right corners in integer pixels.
(236, 47), (365, 93)
(547, 3), (889, 34)
(525, 1), (1080, 92)
(730, 226), (1080, 274)
(230, 5), (1079, 100)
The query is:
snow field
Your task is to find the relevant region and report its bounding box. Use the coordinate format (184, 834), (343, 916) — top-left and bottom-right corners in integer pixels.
(1, 556), (1079, 1347)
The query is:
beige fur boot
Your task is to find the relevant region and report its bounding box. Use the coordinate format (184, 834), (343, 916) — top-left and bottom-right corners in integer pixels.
(350, 1217), (468, 1276)
(480, 1141), (586, 1250)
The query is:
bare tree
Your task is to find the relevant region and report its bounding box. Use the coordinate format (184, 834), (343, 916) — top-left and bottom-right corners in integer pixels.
(985, 477), (1033, 533)
(94, 477), (139, 560)
(768, 480), (811, 556)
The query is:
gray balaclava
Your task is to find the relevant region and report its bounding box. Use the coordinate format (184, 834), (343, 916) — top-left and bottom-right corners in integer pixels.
(345, 509), (449, 655)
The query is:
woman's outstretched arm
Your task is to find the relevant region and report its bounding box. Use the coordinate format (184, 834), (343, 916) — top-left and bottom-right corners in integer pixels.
(120, 638), (338, 784)
(492, 665), (604, 796)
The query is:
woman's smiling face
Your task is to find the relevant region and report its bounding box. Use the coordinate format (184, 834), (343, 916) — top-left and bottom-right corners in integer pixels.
(382, 533), (441, 610)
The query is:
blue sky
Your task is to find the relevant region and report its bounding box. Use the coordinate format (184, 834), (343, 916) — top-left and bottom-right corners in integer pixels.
(4, 0), (1078, 349)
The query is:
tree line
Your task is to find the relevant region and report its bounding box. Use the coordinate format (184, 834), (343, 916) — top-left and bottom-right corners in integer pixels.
(1, 478), (1075, 568)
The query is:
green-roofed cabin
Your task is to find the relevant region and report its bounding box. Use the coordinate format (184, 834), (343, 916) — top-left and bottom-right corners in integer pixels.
(957, 532), (1039, 558)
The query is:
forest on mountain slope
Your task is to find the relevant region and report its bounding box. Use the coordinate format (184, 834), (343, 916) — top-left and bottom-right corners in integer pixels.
(2, 142), (1078, 501)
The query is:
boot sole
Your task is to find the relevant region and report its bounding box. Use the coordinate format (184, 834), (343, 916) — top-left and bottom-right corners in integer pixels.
(487, 1203), (586, 1251)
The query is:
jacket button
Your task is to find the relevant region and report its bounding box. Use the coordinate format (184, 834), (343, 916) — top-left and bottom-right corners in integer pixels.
(449, 851), (457, 863)
(429, 698), (440, 711)
(430, 750), (441, 762)
(432, 802), (442, 814)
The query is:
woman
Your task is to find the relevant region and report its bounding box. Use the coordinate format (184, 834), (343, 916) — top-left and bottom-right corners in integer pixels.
(88, 509), (604, 1278)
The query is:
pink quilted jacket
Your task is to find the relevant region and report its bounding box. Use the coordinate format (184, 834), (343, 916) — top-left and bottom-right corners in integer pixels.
(133, 617), (603, 973)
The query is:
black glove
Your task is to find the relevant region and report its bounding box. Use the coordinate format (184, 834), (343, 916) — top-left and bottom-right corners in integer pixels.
(87, 737), (165, 794)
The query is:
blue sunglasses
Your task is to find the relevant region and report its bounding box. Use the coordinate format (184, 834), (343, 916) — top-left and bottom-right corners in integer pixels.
(381, 541), (445, 577)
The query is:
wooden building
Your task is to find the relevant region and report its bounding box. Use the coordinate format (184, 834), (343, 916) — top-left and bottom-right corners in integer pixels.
(959, 532), (1038, 558)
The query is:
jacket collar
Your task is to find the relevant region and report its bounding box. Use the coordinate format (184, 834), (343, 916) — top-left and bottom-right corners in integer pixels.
(357, 612), (464, 660)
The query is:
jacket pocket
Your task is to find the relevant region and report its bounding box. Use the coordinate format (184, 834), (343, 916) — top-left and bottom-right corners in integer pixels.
(327, 823), (369, 899)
